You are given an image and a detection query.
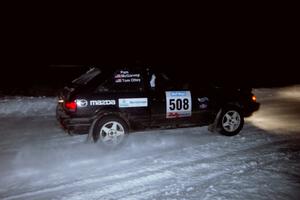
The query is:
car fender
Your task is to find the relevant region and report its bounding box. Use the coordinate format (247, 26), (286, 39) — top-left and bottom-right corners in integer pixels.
(225, 101), (243, 109)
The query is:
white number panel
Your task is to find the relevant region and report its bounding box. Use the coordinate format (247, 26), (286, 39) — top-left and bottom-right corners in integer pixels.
(166, 91), (192, 118)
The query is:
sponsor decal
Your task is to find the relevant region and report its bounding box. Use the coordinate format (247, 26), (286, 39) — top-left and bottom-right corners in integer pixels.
(114, 70), (141, 83)
(90, 100), (116, 106)
(169, 91), (188, 97)
(118, 98), (148, 108)
(197, 97), (209, 109)
(167, 112), (191, 118)
(76, 99), (88, 107)
(166, 91), (192, 118)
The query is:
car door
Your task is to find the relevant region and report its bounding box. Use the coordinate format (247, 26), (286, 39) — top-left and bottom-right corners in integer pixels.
(149, 72), (193, 126)
(148, 71), (213, 127)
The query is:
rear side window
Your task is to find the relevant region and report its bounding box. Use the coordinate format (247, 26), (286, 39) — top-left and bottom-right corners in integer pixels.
(96, 69), (145, 93)
(72, 68), (101, 85)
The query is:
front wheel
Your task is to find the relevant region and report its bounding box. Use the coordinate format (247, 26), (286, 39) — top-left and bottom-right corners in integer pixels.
(93, 116), (129, 147)
(218, 107), (244, 136)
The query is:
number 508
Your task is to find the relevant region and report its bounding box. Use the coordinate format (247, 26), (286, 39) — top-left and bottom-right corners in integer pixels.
(169, 98), (189, 110)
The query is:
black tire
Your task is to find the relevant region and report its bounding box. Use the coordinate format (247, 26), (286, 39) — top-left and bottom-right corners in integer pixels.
(218, 106), (244, 136)
(56, 104), (62, 121)
(93, 116), (129, 147)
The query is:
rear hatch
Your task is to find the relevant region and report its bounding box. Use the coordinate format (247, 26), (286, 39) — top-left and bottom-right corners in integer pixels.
(58, 67), (102, 111)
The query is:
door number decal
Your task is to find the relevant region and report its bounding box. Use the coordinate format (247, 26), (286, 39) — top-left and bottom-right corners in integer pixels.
(166, 91), (192, 118)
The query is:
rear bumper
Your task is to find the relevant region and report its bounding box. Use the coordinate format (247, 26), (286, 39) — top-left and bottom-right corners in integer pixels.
(243, 102), (260, 117)
(56, 103), (92, 134)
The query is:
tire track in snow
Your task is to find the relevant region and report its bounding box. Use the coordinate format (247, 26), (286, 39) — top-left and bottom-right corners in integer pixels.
(148, 139), (300, 199)
(3, 129), (296, 200)
(2, 171), (174, 200)
(97, 138), (300, 199)
(90, 138), (297, 200)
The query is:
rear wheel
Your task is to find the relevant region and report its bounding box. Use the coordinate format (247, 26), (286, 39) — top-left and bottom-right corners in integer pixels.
(93, 117), (129, 147)
(218, 106), (244, 136)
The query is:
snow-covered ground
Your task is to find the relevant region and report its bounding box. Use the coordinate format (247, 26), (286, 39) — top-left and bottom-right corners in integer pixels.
(0, 86), (300, 200)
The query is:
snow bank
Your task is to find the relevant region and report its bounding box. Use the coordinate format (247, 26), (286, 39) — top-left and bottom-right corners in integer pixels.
(0, 96), (57, 117)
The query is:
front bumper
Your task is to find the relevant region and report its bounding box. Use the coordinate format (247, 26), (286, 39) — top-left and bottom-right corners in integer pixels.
(56, 103), (92, 134)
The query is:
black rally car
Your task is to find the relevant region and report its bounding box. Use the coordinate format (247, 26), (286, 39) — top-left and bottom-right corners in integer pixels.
(56, 66), (259, 146)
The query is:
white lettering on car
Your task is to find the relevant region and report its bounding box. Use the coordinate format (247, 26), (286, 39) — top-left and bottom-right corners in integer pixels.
(114, 70), (141, 83)
(90, 100), (116, 106)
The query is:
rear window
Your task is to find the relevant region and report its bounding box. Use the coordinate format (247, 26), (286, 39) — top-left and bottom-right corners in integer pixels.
(72, 67), (101, 85)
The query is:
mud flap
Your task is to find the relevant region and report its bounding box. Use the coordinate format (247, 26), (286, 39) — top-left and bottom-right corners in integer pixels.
(208, 109), (222, 132)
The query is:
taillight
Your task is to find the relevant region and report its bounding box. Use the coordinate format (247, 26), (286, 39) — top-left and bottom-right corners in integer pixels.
(65, 100), (77, 111)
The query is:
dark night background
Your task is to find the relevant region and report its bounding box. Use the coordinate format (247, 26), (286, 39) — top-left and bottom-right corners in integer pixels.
(1, 6), (298, 96)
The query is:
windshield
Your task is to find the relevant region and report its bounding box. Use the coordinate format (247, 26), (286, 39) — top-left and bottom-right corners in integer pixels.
(71, 67), (101, 85)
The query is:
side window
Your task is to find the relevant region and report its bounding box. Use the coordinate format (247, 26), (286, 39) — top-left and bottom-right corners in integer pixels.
(149, 72), (190, 91)
(151, 72), (174, 91)
(95, 69), (144, 93)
